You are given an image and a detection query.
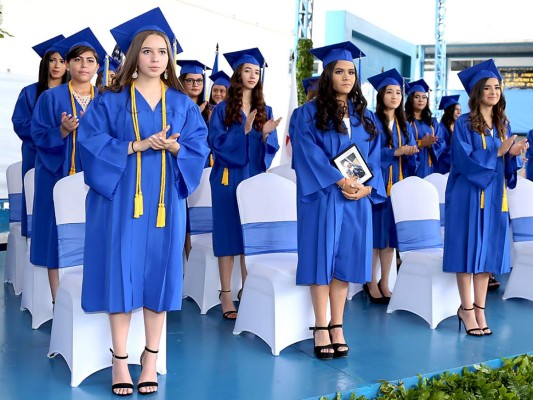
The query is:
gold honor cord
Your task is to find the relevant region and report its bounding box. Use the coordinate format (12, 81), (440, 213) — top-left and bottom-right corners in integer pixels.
(130, 81), (168, 227)
(68, 81), (94, 175)
(387, 118), (403, 196)
(412, 121), (433, 167)
(209, 154), (214, 167)
(480, 132), (508, 212)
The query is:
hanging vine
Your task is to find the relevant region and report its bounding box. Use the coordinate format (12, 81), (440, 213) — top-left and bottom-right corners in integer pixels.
(296, 38), (313, 106)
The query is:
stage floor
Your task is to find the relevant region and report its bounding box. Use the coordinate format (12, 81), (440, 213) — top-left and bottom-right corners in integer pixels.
(1, 251), (532, 400)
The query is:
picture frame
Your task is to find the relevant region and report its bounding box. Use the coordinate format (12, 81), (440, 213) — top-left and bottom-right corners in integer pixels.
(331, 144), (373, 185)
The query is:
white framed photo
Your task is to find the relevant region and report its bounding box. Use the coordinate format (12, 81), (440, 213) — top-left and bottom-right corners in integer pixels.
(332, 144), (373, 185)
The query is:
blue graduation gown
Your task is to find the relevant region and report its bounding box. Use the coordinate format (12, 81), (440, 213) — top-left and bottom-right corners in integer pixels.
(411, 118), (446, 178)
(526, 129), (533, 181)
(443, 114), (519, 274)
(30, 83), (89, 268)
(372, 119), (419, 249)
(436, 121), (453, 174)
(290, 101), (386, 285)
(208, 100), (279, 257)
(78, 87), (209, 313)
(12, 82), (39, 236)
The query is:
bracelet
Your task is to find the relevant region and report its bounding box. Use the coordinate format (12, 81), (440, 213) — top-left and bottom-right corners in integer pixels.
(338, 177), (347, 190)
(132, 141), (137, 153)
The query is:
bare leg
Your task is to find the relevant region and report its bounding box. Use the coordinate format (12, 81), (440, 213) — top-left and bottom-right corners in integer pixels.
(310, 284), (333, 356)
(184, 233), (192, 260)
(378, 247), (394, 297)
(329, 278), (349, 351)
(368, 249), (384, 298)
(456, 273), (483, 335)
(109, 312), (133, 396)
(238, 254), (247, 300)
(473, 273), (491, 333)
(48, 269), (60, 303)
(138, 308), (166, 394)
(218, 255), (236, 317)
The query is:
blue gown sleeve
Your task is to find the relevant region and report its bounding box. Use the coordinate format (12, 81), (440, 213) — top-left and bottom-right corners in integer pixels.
(365, 113), (386, 204)
(451, 116), (497, 189)
(78, 95), (129, 200)
(264, 106), (280, 170)
(290, 105), (344, 199)
(31, 90), (66, 174)
(430, 118), (447, 162)
(12, 85), (35, 142)
(405, 124), (420, 176)
(504, 124), (520, 190)
(208, 104), (247, 167)
(526, 129), (533, 181)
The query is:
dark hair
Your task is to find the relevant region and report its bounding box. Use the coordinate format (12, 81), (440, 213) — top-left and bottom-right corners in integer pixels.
(440, 103), (459, 134)
(375, 85), (409, 147)
(224, 64), (267, 131)
(66, 45), (99, 63)
(107, 30), (185, 94)
(36, 51), (68, 99)
(405, 91), (433, 126)
(468, 77), (508, 139)
(315, 61), (377, 140)
(209, 84), (228, 106)
(179, 73), (210, 121)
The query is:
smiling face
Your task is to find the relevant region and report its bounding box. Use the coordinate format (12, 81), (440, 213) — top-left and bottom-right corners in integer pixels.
(240, 63), (260, 90)
(331, 60), (356, 96)
(382, 85), (403, 111)
(67, 50), (98, 83)
(211, 84), (227, 103)
(136, 33), (169, 80)
(480, 77), (501, 107)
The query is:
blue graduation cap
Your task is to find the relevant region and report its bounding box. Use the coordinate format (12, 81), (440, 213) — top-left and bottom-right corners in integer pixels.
(309, 41), (365, 68)
(55, 28), (106, 62)
(223, 47), (265, 70)
(368, 68), (404, 91)
(209, 70), (230, 87)
(438, 94), (461, 110)
(32, 35), (65, 58)
(98, 57), (120, 74)
(406, 79), (430, 95)
(458, 59), (502, 95)
(176, 60), (211, 75)
(303, 77), (319, 94)
(110, 7), (182, 56)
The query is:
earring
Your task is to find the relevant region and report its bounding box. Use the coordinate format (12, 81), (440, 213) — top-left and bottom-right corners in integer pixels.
(132, 67), (138, 79)
(163, 70), (168, 80)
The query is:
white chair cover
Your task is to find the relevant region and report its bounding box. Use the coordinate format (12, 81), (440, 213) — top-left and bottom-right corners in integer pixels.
(5, 161), (26, 294)
(184, 168), (241, 313)
(503, 176), (533, 301)
(234, 173), (318, 356)
(424, 172), (448, 232)
(268, 164), (297, 184)
(388, 176), (460, 329)
(48, 173), (166, 386)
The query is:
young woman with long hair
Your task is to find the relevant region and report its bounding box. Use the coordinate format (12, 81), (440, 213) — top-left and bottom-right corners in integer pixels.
(12, 34), (68, 237)
(209, 47), (280, 320)
(443, 59), (528, 337)
(436, 94), (461, 174)
(367, 69), (419, 303)
(78, 8), (209, 396)
(208, 70), (230, 107)
(290, 42), (386, 359)
(405, 79), (445, 178)
(30, 28), (103, 304)
(178, 60), (211, 123)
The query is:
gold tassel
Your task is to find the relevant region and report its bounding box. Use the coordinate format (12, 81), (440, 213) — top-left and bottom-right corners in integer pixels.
(156, 204), (166, 228)
(387, 169), (392, 197)
(69, 167), (76, 176)
(221, 167), (229, 186)
(209, 154), (214, 167)
(480, 190), (485, 209)
(134, 193), (144, 218)
(502, 186), (508, 212)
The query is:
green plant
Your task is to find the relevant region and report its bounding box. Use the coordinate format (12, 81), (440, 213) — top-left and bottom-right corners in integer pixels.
(296, 38), (313, 106)
(0, 1), (14, 38)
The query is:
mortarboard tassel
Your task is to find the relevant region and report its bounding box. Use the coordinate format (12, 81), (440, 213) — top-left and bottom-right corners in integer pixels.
(209, 154), (214, 167)
(104, 55), (110, 86)
(221, 167), (229, 186)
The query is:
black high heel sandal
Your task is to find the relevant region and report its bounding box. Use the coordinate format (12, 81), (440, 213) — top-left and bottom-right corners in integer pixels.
(328, 324), (349, 358)
(457, 306), (484, 336)
(138, 347), (159, 395)
(309, 327), (334, 360)
(473, 303), (492, 335)
(377, 279), (391, 300)
(110, 349), (134, 397)
(363, 283), (389, 305)
(219, 289), (237, 320)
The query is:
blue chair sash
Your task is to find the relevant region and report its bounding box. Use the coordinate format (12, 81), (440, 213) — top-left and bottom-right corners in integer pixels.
(26, 215), (32, 238)
(189, 206), (212, 235)
(439, 203), (445, 227)
(57, 223), (85, 268)
(8, 193), (22, 223)
(511, 216), (533, 242)
(396, 219), (443, 252)
(242, 221), (297, 256)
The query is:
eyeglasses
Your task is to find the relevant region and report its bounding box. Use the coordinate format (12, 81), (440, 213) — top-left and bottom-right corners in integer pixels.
(184, 78), (204, 86)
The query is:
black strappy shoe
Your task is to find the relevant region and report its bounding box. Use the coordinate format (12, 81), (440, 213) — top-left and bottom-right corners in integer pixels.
(309, 327), (334, 360)
(219, 289), (237, 320)
(110, 349), (134, 396)
(473, 303), (492, 335)
(137, 347), (159, 395)
(328, 324), (349, 358)
(457, 306), (484, 336)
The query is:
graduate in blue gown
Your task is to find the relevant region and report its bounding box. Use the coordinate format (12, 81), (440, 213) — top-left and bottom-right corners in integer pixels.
(30, 28), (104, 302)
(443, 59), (528, 337)
(526, 129), (533, 181)
(208, 70), (230, 108)
(290, 42), (386, 359)
(405, 79), (446, 178)
(436, 95), (462, 174)
(209, 47), (280, 320)
(11, 35), (67, 237)
(178, 59), (212, 125)
(366, 69), (419, 304)
(78, 8), (208, 396)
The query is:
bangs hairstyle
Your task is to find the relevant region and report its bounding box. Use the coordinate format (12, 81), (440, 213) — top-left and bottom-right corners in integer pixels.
(66, 45), (99, 62)
(468, 77), (508, 139)
(37, 50), (68, 99)
(375, 85), (409, 148)
(107, 30), (185, 93)
(315, 61), (376, 140)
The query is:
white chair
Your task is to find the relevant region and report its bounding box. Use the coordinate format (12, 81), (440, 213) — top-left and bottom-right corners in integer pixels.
(48, 173), (166, 387)
(424, 172), (448, 237)
(388, 176), (460, 329)
(5, 161), (27, 294)
(233, 173), (318, 356)
(20, 168), (54, 329)
(503, 177), (533, 301)
(183, 168), (241, 314)
(268, 164), (297, 184)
